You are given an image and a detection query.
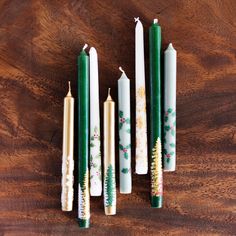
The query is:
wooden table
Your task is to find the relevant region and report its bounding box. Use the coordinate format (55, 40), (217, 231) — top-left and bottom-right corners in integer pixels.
(0, 0), (235, 235)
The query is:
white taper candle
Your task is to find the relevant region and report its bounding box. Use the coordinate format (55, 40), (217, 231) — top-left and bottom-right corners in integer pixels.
(89, 47), (102, 195)
(134, 17), (148, 174)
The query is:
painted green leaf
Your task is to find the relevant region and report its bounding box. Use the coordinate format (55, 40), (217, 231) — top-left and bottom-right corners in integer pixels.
(163, 149), (167, 155)
(164, 125), (170, 131)
(119, 123), (123, 130)
(90, 142), (95, 147)
(119, 111), (123, 118)
(167, 158), (170, 163)
(95, 153), (101, 159)
(167, 108), (173, 113)
(126, 129), (131, 133)
(164, 116), (168, 122)
(105, 164), (115, 206)
(170, 143), (175, 148)
(124, 152), (128, 159)
(91, 136), (94, 141)
(170, 151), (175, 156)
(171, 129), (175, 136)
(121, 168), (129, 174)
(125, 144), (131, 149)
(125, 118), (130, 124)
(173, 121), (176, 126)
(172, 111), (176, 117)
(119, 144), (124, 150)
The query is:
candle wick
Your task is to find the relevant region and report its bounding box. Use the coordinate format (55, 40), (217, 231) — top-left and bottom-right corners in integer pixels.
(108, 88), (111, 97)
(67, 81), (72, 97)
(154, 18), (158, 24)
(68, 81), (71, 92)
(83, 43), (88, 51)
(134, 17), (139, 22)
(119, 66), (125, 74)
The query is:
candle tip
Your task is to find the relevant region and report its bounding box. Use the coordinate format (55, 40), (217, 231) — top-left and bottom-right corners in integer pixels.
(67, 81), (72, 97)
(134, 17), (139, 22)
(83, 43), (88, 51)
(154, 18), (158, 24)
(106, 88), (113, 101)
(166, 43), (175, 51)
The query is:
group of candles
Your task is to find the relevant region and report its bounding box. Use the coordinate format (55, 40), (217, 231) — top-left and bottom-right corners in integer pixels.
(61, 18), (177, 228)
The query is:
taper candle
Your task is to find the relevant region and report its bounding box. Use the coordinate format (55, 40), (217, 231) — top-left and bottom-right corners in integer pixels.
(61, 81), (74, 211)
(134, 17), (148, 175)
(89, 47), (102, 196)
(118, 67), (131, 194)
(78, 44), (90, 227)
(104, 88), (116, 215)
(164, 43), (177, 172)
(149, 19), (163, 208)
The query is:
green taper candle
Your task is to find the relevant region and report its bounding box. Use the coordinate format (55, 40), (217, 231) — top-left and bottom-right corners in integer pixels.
(78, 44), (90, 227)
(149, 19), (163, 208)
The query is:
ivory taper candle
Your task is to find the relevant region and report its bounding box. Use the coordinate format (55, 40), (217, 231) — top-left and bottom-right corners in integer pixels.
(164, 43), (177, 172)
(134, 17), (148, 175)
(118, 67), (132, 194)
(61, 81), (74, 211)
(78, 44), (90, 228)
(103, 88), (116, 215)
(149, 19), (163, 208)
(89, 47), (102, 196)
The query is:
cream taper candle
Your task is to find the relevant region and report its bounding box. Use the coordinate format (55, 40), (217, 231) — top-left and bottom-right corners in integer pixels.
(61, 81), (74, 211)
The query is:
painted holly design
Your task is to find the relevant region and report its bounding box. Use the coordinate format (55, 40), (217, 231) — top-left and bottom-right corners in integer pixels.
(119, 111), (130, 133)
(90, 126), (100, 147)
(90, 126), (102, 187)
(119, 144), (131, 160)
(119, 110), (131, 175)
(163, 108), (176, 163)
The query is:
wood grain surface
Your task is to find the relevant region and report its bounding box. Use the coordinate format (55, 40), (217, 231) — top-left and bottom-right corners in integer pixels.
(0, 0), (236, 235)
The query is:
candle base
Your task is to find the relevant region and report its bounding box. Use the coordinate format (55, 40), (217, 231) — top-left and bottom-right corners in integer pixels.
(163, 168), (176, 172)
(105, 206), (116, 215)
(151, 196), (163, 208)
(78, 218), (90, 228)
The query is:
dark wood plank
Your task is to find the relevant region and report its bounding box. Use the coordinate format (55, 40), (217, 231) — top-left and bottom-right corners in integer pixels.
(0, 0), (235, 235)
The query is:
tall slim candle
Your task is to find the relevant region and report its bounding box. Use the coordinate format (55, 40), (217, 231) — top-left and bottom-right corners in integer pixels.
(164, 43), (177, 171)
(78, 44), (90, 227)
(118, 67), (131, 194)
(89, 47), (102, 196)
(104, 88), (116, 215)
(149, 19), (163, 208)
(61, 81), (74, 211)
(134, 17), (148, 175)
